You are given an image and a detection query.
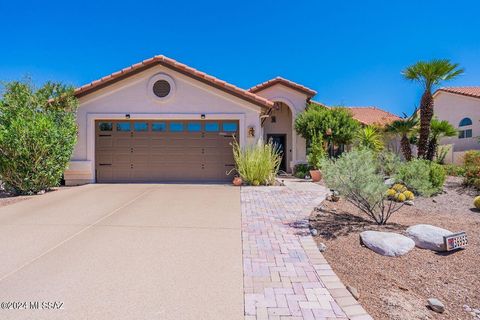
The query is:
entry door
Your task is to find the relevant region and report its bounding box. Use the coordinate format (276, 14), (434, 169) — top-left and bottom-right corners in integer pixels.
(267, 134), (286, 172)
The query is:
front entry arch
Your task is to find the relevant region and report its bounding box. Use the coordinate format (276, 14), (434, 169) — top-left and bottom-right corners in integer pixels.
(263, 101), (293, 173)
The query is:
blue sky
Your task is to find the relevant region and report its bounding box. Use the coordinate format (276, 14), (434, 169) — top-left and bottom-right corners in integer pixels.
(1, 0), (479, 116)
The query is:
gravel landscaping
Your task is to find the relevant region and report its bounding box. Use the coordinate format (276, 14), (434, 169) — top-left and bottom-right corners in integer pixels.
(310, 177), (480, 320)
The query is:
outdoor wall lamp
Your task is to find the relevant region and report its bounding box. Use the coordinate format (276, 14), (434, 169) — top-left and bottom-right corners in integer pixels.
(125, 114), (131, 119)
(248, 126), (255, 138)
(200, 114), (206, 119)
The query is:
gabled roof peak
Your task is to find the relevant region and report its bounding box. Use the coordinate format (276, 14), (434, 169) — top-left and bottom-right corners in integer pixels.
(248, 77), (317, 97)
(74, 55), (274, 109)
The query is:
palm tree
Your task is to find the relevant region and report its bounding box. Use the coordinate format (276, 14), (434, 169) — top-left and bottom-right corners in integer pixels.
(386, 116), (419, 161)
(355, 125), (384, 152)
(402, 59), (464, 158)
(426, 118), (457, 161)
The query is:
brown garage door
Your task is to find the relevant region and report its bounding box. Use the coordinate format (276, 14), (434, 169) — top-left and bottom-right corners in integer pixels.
(95, 120), (238, 182)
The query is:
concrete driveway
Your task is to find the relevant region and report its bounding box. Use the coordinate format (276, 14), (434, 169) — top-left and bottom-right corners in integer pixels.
(0, 184), (243, 320)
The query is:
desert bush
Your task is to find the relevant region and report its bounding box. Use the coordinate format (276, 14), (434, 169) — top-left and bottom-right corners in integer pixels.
(443, 164), (465, 177)
(231, 139), (281, 186)
(463, 150), (480, 189)
(395, 159), (446, 196)
(435, 145), (451, 164)
(321, 148), (404, 225)
(377, 150), (401, 177)
(0, 81), (78, 194)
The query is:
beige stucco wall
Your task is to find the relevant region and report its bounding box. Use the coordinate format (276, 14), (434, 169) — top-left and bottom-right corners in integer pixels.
(65, 65), (263, 185)
(253, 84), (309, 170)
(434, 92), (480, 161)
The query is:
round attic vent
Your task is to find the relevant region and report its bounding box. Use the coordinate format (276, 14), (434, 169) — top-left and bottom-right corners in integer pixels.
(153, 80), (171, 98)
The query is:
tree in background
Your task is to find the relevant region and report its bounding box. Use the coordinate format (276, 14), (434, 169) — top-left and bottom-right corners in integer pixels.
(402, 59), (463, 158)
(295, 104), (360, 156)
(385, 116), (419, 161)
(426, 118), (457, 161)
(0, 81), (78, 194)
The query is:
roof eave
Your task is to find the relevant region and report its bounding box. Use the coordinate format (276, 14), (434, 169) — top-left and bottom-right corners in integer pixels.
(75, 56), (273, 110)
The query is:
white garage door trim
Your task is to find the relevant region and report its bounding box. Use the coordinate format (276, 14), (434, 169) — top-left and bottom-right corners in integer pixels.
(85, 113), (246, 176)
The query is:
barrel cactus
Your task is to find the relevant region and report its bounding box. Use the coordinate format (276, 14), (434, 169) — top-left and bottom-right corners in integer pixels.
(474, 196), (480, 209)
(394, 193), (406, 202)
(386, 188), (396, 197)
(403, 190), (415, 201)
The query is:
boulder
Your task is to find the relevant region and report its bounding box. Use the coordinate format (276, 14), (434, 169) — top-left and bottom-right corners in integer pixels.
(427, 298), (445, 313)
(360, 231), (415, 257)
(318, 243), (326, 252)
(406, 224), (453, 251)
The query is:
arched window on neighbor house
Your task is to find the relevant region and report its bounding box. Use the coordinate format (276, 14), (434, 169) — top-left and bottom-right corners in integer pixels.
(458, 117), (473, 139)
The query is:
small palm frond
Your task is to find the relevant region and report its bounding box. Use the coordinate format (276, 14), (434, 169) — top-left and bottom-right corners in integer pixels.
(430, 118), (457, 139)
(385, 116), (419, 135)
(401, 59), (464, 91)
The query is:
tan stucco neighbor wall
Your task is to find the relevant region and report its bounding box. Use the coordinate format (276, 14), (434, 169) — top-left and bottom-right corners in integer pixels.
(434, 91), (480, 163)
(64, 65), (263, 185)
(253, 84), (309, 170)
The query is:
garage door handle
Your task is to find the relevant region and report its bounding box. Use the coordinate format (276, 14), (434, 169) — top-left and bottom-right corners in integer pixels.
(99, 134), (112, 137)
(98, 163), (112, 166)
(225, 164), (235, 167)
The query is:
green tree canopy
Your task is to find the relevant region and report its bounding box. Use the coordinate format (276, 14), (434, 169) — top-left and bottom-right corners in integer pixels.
(294, 104), (360, 145)
(0, 81), (78, 194)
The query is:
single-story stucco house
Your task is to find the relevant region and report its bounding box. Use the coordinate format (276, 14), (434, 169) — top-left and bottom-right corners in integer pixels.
(64, 55), (399, 185)
(434, 87), (480, 164)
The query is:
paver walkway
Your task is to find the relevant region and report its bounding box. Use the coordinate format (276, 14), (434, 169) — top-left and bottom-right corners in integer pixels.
(241, 180), (371, 320)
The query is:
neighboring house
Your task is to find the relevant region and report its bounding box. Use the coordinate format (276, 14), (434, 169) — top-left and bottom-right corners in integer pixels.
(433, 87), (480, 164)
(64, 55), (398, 185)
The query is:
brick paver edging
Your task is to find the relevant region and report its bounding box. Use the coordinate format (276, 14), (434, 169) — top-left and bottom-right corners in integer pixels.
(241, 182), (372, 320)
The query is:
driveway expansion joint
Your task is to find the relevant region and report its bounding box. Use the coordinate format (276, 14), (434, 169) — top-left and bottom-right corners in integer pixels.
(241, 180), (372, 319)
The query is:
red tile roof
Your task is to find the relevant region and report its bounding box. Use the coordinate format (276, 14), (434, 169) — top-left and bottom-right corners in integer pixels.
(344, 106), (401, 126)
(248, 76), (317, 97)
(436, 87), (480, 99)
(309, 101), (400, 126)
(74, 55), (274, 109)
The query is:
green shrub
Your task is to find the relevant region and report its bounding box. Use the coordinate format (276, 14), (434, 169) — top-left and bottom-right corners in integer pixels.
(463, 150), (480, 188)
(307, 134), (326, 170)
(231, 139), (281, 185)
(354, 125), (384, 152)
(395, 159), (446, 196)
(321, 148), (403, 225)
(295, 104), (360, 146)
(0, 81), (78, 194)
(294, 163), (309, 179)
(377, 150), (401, 177)
(464, 150), (480, 167)
(443, 164), (465, 177)
(435, 145), (451, 164)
